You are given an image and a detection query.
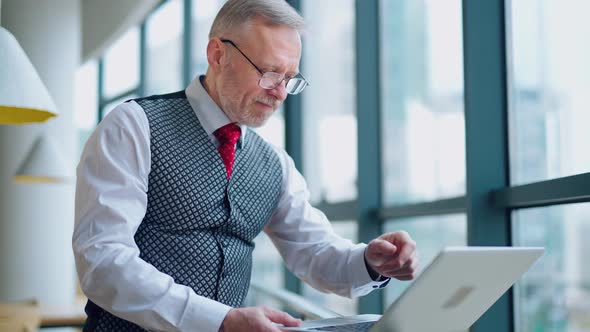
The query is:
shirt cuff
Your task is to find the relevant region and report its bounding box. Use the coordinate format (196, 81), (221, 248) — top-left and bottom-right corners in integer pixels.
(180, 293), (232, 332)
(363, 248), (390, 282)
(348, 244), (391, 298)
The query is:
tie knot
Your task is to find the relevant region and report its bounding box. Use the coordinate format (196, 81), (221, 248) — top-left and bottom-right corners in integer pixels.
(214, 123), (241, 145)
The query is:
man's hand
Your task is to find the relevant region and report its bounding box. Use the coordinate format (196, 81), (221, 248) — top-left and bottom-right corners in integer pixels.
(365, 231), (419, 281)
(219, 306), (302, 332)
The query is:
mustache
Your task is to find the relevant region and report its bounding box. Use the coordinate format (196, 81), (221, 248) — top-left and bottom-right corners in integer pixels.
(254, 96), (280, 108)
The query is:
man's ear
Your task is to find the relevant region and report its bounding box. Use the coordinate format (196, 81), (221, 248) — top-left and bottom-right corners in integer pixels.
(207, 38), (225, 69)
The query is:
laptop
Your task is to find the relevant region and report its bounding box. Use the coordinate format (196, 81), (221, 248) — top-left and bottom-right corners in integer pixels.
(282, 246), (544, 332)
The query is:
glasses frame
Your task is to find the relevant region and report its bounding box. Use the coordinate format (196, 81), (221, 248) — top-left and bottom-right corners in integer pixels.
(220, 38), (309, 95)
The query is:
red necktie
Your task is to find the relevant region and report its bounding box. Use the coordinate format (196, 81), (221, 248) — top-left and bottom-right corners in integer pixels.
(214, 123), (241, 179)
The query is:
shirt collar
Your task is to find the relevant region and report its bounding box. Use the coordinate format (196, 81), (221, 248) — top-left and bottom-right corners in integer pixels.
(185, 75), (247, 148)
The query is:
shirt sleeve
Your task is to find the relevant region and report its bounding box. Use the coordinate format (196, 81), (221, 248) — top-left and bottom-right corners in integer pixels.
(264, 147), (389, 299)
(72, 101), (231, 332)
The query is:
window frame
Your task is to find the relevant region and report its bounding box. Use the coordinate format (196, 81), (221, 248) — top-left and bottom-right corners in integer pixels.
(92, 1), (590, 331)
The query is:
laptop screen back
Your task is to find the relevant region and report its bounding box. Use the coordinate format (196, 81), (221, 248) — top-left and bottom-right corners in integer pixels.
(371, 247), (543, 332)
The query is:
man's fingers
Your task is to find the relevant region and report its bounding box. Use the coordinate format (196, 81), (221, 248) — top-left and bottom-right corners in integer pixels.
(372, 239), (398, 255)
(379, 230), (411, 244)
(396, 239), (416, 262)
(367, 232), (419, 276)
(393, 274), (415, 281)
(377, 249), (416, 272)
(382, 264), (418, 277)
(381, 254), (419, 277)
(263, 307), (301, 327)
(221, 307), (301, 332)
(367, 239), (398, 266)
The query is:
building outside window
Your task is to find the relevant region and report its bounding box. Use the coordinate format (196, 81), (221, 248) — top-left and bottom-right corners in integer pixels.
(509, 0), (590, 330)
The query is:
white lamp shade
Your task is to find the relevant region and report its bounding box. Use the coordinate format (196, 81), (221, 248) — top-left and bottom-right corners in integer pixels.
(14, 135), (71, 183)
(0, 26), (58, 125)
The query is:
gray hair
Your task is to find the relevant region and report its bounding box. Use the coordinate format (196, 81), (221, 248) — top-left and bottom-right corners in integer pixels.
(209, 0), (305, 39)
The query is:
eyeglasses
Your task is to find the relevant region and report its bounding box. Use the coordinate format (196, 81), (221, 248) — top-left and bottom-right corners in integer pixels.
(220, 38), (309, 95)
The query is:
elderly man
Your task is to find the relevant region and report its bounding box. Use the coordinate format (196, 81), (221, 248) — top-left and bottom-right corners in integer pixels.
(73, 0), (418, 331)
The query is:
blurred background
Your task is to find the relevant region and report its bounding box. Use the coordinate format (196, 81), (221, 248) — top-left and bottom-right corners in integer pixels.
(0, 0), (589, 331)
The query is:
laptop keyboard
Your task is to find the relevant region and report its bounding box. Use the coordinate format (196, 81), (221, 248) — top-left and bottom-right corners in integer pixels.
(308, 321), (376, 332)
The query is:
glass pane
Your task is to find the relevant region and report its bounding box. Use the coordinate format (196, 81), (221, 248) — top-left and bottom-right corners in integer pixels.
(145, 0), (184, 95)
(191, 0), (226, 78)
(302, 0), (357, 204)
(513, 204), (590, 332)
(383, 214), (466, 307)
(103, 27), (140, 99)
(253, 106), (285, 150)
(246, 232), (284, 309)
(509, 1), (590, 185)
(302, 221), (358, 316)
(75, 60), (98, 159)
(252, 232), (284, 287)
(380, 0), (465, 205)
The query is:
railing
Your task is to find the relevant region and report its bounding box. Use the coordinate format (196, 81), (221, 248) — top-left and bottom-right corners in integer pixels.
(248, 281), (342, 320)
(0, 284), (341, 329)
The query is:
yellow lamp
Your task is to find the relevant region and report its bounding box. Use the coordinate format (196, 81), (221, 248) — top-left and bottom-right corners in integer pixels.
(0, 26), (58, 124)
(14, 134), (71, 183)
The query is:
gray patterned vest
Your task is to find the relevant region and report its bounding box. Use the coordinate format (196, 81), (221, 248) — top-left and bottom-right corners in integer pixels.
(84, 91), (283, 331)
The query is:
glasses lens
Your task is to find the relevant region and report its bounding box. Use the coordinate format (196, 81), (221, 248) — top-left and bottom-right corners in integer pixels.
(286, 78), (308, 95)
(260, 72), (282, 89)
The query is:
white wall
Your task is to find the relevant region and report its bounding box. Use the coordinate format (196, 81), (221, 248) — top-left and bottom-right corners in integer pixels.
(0, 0), (79, 305)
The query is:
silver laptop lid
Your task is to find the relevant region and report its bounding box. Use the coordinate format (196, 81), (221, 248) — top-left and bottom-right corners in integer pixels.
(371, 246), (544, 332)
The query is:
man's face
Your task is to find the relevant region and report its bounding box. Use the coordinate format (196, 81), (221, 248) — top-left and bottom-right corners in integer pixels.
(217, 19), (301, 128)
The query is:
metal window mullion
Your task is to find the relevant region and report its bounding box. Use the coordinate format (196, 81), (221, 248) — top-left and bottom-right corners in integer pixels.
(492, 172), (590, 209)
(284, 0), (304, 298)
(183, 0), (192, 87)
(463, 0), (512, 331)
(101, 88), (141, 105)
(316, 200), (358, 221)
(356, 0), (383, 315)
(139, 21), (147, 97)
(378, 196), (467, 220)
(97, 59), (105, 122)
(282, 100), (304, 297)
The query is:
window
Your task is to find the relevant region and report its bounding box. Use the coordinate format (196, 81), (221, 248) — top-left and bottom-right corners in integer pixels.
(252, 232), (284, 286)
(251, 105), (286, 300)
(254, 106), (286, 150)
(508, 0), (590, 186)
(74, 60), (98, 158)
(383, 214), (466, 306)
(302, 221), (359, 316)
(380, 0), (465, 205)
(89, 2), (590, 329)
(103, 27), (140, 99)
(246, 232), (284, 309)
(302, 0), (357, 204)
(513, 204), (590, 332)
(508, 2), (590, 329)
(145, 0), (184, 95)
(191, 0), (226, 77)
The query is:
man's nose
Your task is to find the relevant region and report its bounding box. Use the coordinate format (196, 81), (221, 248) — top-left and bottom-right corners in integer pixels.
(267, 82), (288, 101)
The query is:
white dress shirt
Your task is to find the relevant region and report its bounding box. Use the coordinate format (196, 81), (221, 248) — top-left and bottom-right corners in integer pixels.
(72, 76), (388, 332)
